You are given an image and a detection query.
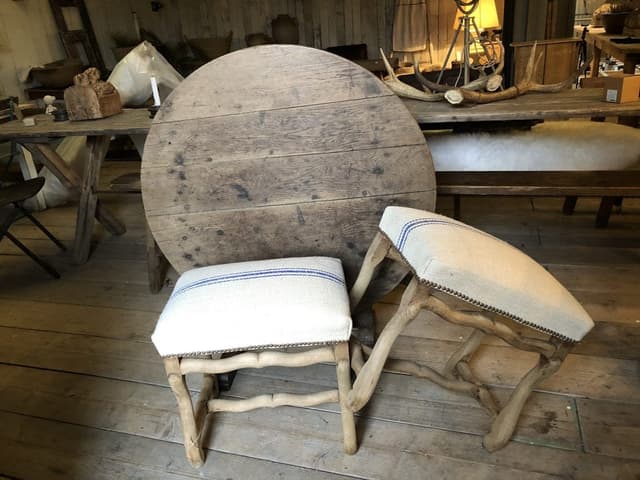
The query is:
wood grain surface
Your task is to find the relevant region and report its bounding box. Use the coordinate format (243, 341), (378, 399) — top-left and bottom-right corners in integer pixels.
(142, 45), (436, 284)
(1, 183), (640, 479)
(405, 88), (640, 125)
(0, 108), (151, 141)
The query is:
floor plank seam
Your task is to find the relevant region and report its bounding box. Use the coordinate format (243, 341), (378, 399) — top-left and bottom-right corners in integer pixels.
(0, 324), (153, 343)
(0, 294), (166, 314)
(0, 297), (162, 315)
(0, 361), (169, 389)
(572, 397), (587, 454)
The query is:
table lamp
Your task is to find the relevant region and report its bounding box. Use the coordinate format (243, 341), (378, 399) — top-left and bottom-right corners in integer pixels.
(437, 0), (501, 86)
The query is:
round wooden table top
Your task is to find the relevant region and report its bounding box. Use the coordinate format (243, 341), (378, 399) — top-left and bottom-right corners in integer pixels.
(142, 45), (435, 285)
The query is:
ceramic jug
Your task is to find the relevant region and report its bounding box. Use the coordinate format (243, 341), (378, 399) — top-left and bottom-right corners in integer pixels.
(271, 14), (299, 44)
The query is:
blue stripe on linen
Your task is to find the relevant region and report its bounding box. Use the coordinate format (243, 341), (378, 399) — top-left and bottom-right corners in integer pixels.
(171, 267), (345, 298)
(396, 219), (455, 251)
(396, 218), (494, 252)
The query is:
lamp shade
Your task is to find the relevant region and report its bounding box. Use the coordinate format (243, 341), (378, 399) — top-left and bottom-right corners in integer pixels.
(453, 0), (500, 30)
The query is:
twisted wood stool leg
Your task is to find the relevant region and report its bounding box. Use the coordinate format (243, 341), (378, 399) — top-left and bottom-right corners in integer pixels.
(164, 357), (205, 467)
(443, 329), (486, 379)
(349, 232), (391, 309)
(483, 341), (570, 452)
(348, 278), (425, 412)
(442, 329), (500, 416)
(193, 354), (221, 447)
(334, 342), (357, 454)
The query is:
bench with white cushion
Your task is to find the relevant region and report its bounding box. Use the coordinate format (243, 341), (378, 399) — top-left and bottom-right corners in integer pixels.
(348, 206), (594, 452)
(152, 256), (357, 467)
(427, 120), (640, 226)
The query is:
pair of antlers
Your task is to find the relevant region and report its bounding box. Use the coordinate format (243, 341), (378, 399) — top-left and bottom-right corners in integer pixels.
(380, 43), (586, 105)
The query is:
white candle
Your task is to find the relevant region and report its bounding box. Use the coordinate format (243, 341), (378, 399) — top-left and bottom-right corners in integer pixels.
(150, 76), (161, 106)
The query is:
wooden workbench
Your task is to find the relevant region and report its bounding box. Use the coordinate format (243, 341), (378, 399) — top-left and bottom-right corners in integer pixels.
(0, 109), (151, 264)
(404, 88), (640, 126)
(583, 26), (640, 76)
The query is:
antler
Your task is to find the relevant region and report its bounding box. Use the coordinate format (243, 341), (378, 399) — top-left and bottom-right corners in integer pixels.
(445, 43), (586, 105)
(414, 42), (505, 93)
(379, 48), (444, 102)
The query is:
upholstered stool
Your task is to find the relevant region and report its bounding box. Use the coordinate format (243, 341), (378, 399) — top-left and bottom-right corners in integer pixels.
(347, 206), (594, 451)
(152, 256), (357, 467)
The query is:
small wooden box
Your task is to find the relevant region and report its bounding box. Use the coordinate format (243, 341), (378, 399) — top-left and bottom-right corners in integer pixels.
(64, 85), (122, 121)
(602, 73), (640, 103)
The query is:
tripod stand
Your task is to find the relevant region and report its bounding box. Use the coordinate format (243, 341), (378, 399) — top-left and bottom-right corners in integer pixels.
(437, 0), (499, 86)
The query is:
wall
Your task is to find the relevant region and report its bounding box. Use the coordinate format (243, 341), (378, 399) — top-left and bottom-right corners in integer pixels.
(85, 0), (504, 70)
(509, 0), (576, 43)
(0, 0), (65, 100)
(0, 0), (508, 100)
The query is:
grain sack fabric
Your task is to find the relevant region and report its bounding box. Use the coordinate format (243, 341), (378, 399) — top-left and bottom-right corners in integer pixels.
(393, 0), (429, 52)
(151, 256), (352, 357)
(379, 207), (594, 341)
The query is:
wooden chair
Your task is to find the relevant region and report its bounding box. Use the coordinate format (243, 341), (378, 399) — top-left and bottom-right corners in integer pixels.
(0, 177), (66, 278)
(151, 256), (356, 467)
(347, 206), (594, 452)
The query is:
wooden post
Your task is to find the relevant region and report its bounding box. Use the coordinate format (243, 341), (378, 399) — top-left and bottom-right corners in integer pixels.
(596, 197), (615, 228)
(145, 220), (169, 293)
(73, 135), (111, 264)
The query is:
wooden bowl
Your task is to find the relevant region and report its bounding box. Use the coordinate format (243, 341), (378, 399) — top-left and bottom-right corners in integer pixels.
(31, 60), (84, 88)
(188, 32), (232, 60)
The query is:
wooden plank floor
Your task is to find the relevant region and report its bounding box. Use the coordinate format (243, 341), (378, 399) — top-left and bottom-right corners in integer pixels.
(1, 162), (639, 479)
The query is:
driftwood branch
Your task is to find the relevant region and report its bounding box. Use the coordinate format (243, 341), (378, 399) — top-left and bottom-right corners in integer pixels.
(483, 342), (570, 451)
(445, 43), (588, 105)
(423, 295), (557, 357)
(208, 390), (339, 412)
(179, 347), (336, 375)
(349, 232), (391, 309)
(350, 342), (366, 375)
(379, 48), (444, 102)
(348, 278), (428, 412)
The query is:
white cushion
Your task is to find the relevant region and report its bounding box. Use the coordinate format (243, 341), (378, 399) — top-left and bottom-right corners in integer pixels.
(152, 257), (352, 357)
(427, 120), (640, 171)
(380, 207), (594, 341)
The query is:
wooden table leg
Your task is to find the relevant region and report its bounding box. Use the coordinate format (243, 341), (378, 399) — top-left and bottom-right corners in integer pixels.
(590, 45), (601, 78)
(95, 199), (126, 235)
(23, 140), (126, 261)
(623, 57), (638, 75)
(23, 142), (82, 188)
(73, 135), (116, 264)
(146, 220), (169, 293)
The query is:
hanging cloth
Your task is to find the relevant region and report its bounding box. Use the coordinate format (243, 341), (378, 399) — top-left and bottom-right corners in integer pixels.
(392, 0), (428, 52)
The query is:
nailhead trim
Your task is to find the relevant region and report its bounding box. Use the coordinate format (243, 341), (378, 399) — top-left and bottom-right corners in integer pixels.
(379, 230), (577, 343)
(162, 339), (345, 358)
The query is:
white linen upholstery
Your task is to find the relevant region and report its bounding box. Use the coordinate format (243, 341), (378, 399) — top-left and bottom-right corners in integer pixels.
(151, 256), (352, 357)
(380, 207), (594, 341)
(426, 120), (640, 171)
